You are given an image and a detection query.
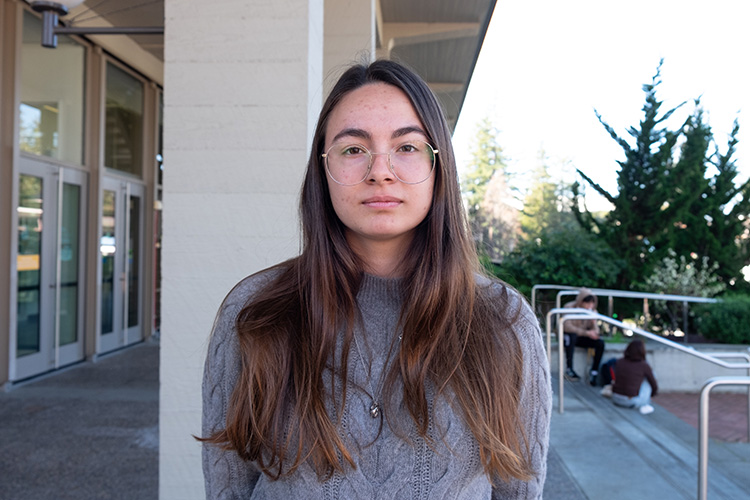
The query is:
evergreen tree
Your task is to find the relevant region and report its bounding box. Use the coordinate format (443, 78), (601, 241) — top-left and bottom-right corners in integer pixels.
(462, 118), (518, 261)
(665, 106), (713, 264)
(478, 169), (519, 259)
(575, 61), (748, 291)
(462, 118), (506, 216)
(521, 150), (577, 239)
(573, 61), (687, 287)
(692, 120), (750, 289)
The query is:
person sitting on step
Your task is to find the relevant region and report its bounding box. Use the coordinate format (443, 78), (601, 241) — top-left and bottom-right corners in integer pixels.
(563, 288), (605, 385)
(612, 339), (658, 415)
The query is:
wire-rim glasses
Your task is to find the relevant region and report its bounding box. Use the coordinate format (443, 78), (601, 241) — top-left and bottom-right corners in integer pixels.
(322, 140), (438, 186)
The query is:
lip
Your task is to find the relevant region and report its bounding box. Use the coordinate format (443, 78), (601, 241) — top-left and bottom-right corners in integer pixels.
(362, 196), (401, 208)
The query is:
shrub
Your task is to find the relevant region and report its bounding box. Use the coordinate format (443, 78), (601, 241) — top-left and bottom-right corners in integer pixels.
(643, 249), (726, 334)
(495, 225), (623, 297)
(694, 295), (750, 344)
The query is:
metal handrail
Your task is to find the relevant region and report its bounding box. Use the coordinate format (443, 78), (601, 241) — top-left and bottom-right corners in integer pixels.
(698, 376), (750, 500)
(545, 309), (750, 414)
(532, 284), (718, 339)
(532, 284), (718, 312)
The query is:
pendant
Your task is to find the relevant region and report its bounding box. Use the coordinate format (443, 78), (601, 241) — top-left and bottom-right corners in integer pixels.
(369, 401), (380, 418)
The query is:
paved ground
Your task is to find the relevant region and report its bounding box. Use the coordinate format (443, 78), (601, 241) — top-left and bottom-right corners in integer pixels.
(0, 341), (158, 500)
(1, 340), (748, 500)
(656, 391), (749, 443)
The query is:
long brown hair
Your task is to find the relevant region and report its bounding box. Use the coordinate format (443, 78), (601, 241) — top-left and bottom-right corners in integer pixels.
(624, 339), (646, 361)
(204, 60), (533, 483)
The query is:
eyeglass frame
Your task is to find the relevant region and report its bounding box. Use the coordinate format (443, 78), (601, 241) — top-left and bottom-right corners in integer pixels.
(321, 140), (439, 186)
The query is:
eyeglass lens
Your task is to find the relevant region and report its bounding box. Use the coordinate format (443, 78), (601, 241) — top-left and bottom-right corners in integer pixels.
(325, 140), (436, 185)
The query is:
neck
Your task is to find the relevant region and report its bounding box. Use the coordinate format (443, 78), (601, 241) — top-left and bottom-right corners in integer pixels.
(347, 235), (411, 278)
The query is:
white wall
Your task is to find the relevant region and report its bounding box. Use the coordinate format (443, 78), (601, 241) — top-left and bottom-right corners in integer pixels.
(323, 0), (375, 96)
(160, 0), (324, 497)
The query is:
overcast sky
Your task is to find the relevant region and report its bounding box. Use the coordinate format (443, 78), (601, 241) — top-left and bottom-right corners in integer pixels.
(453, 0), (750, 210)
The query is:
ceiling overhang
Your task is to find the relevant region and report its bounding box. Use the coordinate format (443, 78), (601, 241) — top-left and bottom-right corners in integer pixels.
(377, 0), (497, 130)
(43, 0), (496, 129)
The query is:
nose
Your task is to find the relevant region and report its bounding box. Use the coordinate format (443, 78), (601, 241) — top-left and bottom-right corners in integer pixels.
(367, 152), (394, 183)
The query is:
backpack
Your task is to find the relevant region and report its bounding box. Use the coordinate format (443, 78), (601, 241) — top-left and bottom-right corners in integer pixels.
(599, 357), (617, 386)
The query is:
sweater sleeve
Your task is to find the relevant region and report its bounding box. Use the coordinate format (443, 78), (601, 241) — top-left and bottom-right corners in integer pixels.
(202, 281), (261, 499)
(493, 293), (552, 500)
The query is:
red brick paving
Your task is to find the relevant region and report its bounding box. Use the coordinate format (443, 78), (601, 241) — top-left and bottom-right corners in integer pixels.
(656, 391), (749, 443)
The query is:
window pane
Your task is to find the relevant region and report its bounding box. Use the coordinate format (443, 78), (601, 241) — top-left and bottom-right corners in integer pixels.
(60, 183), (81, 346)
(20, 11), (85, 164)
(17, 175), (43, 357)
(101, 190), (116, 334)
(127, 195), (140, 328)
(105, 63), (144, 176)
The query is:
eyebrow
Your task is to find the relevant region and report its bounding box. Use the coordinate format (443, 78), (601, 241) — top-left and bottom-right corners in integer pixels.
(330, 126), (427, 144)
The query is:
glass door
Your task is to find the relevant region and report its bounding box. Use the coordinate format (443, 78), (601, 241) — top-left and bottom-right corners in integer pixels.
(15, 158), (86, 380)
(99, 178), (145, 353)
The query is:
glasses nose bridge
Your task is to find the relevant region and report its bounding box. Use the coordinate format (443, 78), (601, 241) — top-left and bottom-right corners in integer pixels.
(368, 150), (394, 172)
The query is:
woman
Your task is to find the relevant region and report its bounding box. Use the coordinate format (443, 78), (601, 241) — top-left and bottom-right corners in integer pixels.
(201, 60), (551, 499)
(612, 339), (658, 415)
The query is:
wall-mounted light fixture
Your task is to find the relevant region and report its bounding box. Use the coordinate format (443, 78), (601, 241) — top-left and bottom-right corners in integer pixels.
(31, 0), (163, 48)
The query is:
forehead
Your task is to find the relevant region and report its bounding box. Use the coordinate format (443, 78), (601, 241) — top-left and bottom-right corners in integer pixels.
(325, 83), (424, 143)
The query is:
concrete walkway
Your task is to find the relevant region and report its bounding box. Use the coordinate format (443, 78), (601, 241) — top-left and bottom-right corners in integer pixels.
(0, 341), (159, 500)
(1, 340), (748, 500)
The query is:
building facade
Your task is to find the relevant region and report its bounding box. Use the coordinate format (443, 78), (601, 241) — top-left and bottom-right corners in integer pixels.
(1, 0), (495, 498)
(0, 0), (163, 387)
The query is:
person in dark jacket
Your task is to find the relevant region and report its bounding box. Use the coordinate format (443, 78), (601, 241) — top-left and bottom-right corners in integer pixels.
(563, 288), (605, 385)
(612, 339), (658, 415)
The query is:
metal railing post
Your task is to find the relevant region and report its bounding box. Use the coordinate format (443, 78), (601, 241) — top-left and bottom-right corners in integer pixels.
(682, 300), (689, 342)
(558, 319), (565, 414)
(710, 351), (750, 443)
(544, 308), (592, 414)
(698, 376), (750, 500)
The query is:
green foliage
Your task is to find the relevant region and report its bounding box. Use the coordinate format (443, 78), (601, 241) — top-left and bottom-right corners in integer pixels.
(495, 225), (624, 297)
(694, 295), (750, 344)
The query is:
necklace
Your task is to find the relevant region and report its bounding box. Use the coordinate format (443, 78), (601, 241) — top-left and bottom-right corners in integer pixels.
(351, 330), (382, 418)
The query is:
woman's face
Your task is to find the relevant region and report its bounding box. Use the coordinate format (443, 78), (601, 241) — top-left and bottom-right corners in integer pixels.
(324, 83), (435, 256)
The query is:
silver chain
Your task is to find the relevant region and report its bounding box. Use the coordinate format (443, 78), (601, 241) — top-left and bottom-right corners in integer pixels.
(351, 330), (382, 418)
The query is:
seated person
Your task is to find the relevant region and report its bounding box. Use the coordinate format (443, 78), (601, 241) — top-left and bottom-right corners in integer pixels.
(612, 339), (658, 415)
(563, 288), (605, 385)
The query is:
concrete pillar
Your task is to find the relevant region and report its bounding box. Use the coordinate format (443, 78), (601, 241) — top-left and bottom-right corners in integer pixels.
(0, 0), (20, 388)
(160, 0), (323, 497)
(323, 0), (376, 96)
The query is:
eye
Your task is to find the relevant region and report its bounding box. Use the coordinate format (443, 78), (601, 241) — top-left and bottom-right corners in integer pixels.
(396, 142), (420, 154)
(340, 144), (368, 156)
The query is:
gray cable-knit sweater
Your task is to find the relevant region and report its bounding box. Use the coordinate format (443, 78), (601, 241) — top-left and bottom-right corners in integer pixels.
(202, 273), (551, 499)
